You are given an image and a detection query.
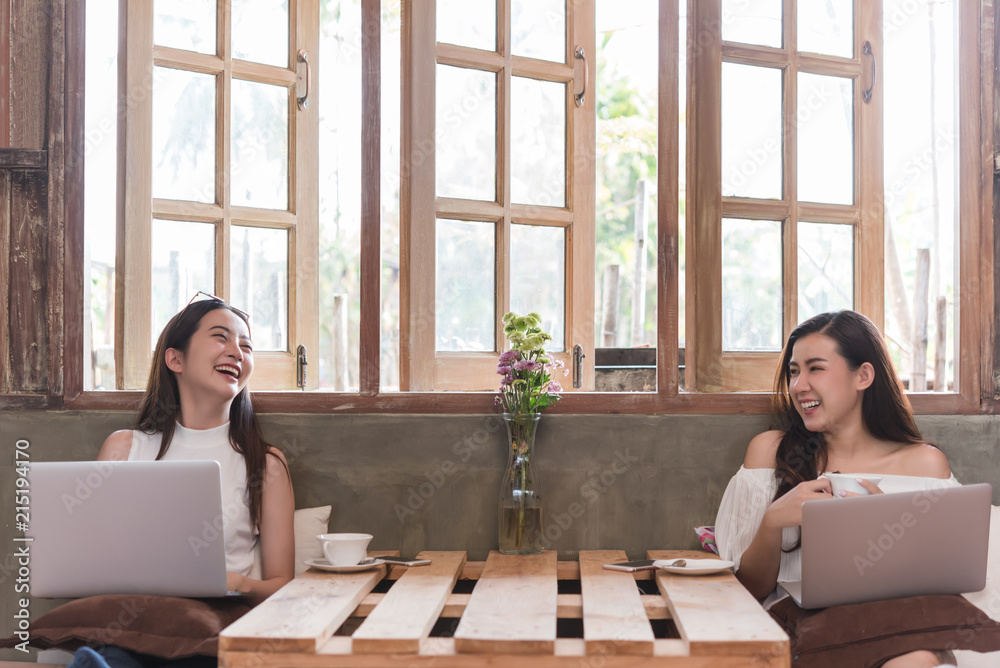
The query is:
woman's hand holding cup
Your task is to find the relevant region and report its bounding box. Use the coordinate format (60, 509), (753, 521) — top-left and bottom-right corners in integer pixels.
(823, 473), (884, 497)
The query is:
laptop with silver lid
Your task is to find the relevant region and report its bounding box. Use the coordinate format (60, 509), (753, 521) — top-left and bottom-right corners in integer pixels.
(779, 483), (991, 609)
(29, 460), (242, 598)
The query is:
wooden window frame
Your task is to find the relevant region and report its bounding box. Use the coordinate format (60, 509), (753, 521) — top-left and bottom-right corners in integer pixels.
(686, 0), (883, 392)
(400, 0), (596, 392)
(58, 0), (994, 415)
(113, 0), (318, 391)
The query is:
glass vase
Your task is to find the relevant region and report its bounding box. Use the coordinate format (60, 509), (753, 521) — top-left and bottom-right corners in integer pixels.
(498, 412), (544, 555)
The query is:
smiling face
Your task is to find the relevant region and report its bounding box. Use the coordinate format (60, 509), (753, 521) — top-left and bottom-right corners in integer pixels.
(787, 332), (873, 434)
(165, 307), (254, 403)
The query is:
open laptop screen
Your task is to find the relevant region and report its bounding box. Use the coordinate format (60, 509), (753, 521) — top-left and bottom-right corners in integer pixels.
(28, 460), (230, 598)
(788, 483), (991, 609)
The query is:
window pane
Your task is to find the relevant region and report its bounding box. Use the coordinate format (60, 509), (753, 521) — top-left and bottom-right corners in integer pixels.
(797, 73), (853, 205)
(512, 0), (565, 62)
(721, 0), (782, 48)
(798, 0), (852, 58)
(437, 0), (496, 51)
(231, 226), (288, 352)
(319, 0), (363, 391)
(152, 67), (215, 203)
(232, 79), (289, 210)
(86, 0), (119, 389)
(510, 224), (565, 352)
(722, 63), (782, 200)
(436, 219), (495, 352)
(151, 220), (215, 349)
(381, 0), (403, 391)
(722, 219), (782, 351)
(154, 0), (215, 54)
(511, 77), (565, 207)
(883, 0), (957, 392)
(595, 0), (658, 352)
(232, 0), (288, 67)
(798, 222), (853, 322)
(436, 65), (496, 201)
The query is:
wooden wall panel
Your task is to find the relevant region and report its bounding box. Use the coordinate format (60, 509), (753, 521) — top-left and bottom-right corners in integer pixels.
(63, 0), (84, 402)
(0, 170), (9, 392)
(9, 0), (50, 149)
(46, 0), (65, 397)
(1, 0), (10, 148)
(994, 0), (1000, 402)
(8, 170), (49, 392)
(0, 0), (64, 399)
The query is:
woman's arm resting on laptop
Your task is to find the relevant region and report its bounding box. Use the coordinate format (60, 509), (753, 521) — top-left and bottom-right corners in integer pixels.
(229, 447), (295, 605)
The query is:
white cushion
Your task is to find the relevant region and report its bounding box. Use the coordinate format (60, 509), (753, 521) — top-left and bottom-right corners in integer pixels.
(247, 505), (331, 580)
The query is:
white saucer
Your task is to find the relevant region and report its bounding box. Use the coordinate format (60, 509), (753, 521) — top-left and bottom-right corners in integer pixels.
(305, 557), (385, 573)
(653, 558), (735, 575)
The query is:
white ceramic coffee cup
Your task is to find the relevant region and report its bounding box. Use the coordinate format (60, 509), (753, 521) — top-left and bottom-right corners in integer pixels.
(317, 533), (373, 566)
(824, 473), (883, 496)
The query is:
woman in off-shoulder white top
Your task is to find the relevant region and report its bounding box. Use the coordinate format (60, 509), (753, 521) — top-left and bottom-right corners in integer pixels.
(716, 311), (959, 668)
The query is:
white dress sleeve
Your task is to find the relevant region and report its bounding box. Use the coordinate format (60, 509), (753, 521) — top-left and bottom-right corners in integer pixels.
(714, 466), (780, 572)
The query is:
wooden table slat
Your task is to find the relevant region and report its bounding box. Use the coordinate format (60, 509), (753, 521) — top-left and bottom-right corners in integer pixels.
(648, 550), (789, 660)
(579, 550), (656, 655)
(453, 550), (559, 654)
(352, 550), (467, 653)
(219, 566), (386, 653)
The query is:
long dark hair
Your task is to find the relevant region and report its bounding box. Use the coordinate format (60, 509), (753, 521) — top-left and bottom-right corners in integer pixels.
(135, 299), (285, 533)
(772, 310), (924, 502)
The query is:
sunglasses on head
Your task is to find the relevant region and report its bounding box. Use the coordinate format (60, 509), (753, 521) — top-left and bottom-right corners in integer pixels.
(186, 291), (251, 321)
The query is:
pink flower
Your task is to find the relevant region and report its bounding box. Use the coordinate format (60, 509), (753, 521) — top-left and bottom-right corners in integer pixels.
(497, 364), (512, 375)
(499, 350), (519, 364)
(514, 359), (536, 372)
(550, 382), (563, 393)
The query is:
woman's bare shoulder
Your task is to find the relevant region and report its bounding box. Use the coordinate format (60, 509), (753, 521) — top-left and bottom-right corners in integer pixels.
(743, 430), (784, 469)
(266, 446), (289, 466)
(894, 443), (951, 479)
(97, 429), (134, 461)
(264, 446), (292, 480)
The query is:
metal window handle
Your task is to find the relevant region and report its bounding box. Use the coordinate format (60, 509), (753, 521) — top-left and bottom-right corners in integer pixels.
(574, 46), (587, 107)
(573, 344), (586, 388)
(297, 49), (311, 111)
(862, 41), (875, 104)
(296, 344), (308, 389)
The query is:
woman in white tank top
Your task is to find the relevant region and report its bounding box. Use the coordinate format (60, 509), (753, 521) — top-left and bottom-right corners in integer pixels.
(96, 296), (295, 605)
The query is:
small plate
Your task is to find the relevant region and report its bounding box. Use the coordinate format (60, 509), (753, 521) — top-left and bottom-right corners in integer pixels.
(653, 558), (735, 575)
(305, 557), (385, 573)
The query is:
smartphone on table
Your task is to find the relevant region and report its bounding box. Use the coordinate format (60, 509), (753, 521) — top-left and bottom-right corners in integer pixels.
(377, 556), (431, 566)
(602, 559), (658, 572)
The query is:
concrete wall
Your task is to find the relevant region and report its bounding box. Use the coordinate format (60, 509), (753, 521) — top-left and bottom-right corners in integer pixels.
(2, 410), (999, 659)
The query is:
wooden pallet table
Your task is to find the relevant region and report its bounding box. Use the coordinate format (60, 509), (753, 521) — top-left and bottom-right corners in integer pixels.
(219, 549), (789, 667)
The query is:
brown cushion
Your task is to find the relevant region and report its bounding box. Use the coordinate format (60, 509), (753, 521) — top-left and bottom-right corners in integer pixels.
(0, 595), (251, 659)
(769, 594), (1000, 668)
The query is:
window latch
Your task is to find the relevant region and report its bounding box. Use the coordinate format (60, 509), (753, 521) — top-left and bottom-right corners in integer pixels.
(573, 344), (586, 389)
(296, 345), (308, 390)
(297, 50), (311, 110)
